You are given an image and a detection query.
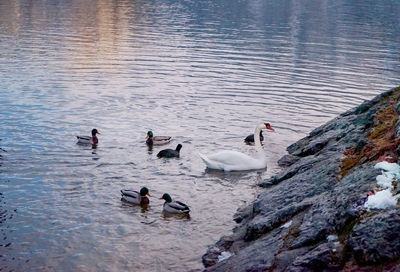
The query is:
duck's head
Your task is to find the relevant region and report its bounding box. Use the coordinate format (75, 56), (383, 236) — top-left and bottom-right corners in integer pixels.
(146, 131), (153, 139)
(176, 144), (183, 151)
(264, 123), (274, 131)
(160, 193), (172, 203)
(91, 129), (100, 136)
(140, 187), (151, 197)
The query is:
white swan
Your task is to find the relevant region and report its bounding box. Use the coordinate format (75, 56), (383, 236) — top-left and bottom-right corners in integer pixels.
(199, 122), (274, 171)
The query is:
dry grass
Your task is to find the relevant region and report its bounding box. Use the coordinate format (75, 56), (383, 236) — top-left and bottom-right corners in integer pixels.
(339, 90), (400, 178)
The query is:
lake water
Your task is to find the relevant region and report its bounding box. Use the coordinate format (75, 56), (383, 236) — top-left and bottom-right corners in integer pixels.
(0, 0), (399, 271)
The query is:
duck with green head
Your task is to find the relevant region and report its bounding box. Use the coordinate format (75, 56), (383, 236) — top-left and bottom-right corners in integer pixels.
(121, 187), (151, 205)
(146, 131), (172, 146)
(77, 128), (100, 145)
(160, 193), (190, 213)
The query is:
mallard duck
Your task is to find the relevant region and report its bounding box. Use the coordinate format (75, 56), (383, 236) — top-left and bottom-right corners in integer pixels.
(121, 187), (151, 205)
(77, 129), (100, 145)
(199, 122), (274, 171)
(157, 144), (182, 158)
(244, 131), (264, 144)
(146, 131), (171, 145)
(160, 193), (190, 213)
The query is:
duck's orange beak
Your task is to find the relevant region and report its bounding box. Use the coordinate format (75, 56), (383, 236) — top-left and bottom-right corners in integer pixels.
(147, 193), (152, 197)
(97, 131), (101, 135)
(145, 135), (149, 139)
(266, 124), (274, 131)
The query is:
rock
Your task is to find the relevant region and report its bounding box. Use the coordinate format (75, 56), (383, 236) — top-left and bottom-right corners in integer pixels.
(277, 154), (300, 167)
(203, 236), (235, 267)
(205, 227), (287, 272)
(287, 241), (345, 271)
(383, 262), (400, 272)
(202, 246), (222, 268)
(348, 209), (400, 265)
(202, 87), (400, 271)
(290, 130), (338, 157)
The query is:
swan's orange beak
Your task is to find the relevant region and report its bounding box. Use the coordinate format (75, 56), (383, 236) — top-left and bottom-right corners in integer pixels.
(266, 124), (274, 131)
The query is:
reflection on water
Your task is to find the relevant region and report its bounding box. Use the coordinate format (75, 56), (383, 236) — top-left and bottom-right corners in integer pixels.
(161, 211), (191, 221)
(0, 0), (400, 271)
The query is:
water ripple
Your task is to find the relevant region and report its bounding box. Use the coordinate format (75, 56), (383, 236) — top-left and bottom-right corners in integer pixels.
(0, 0), (400, 271)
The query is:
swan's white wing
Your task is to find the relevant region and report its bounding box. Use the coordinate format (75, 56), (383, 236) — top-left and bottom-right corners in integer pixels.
(207, 150), (253, 162)
(199, 150), (266, 171)
(199, 152), (228, 170)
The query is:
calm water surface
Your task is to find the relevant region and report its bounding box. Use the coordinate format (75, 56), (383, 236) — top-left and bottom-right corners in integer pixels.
(1, 0), (400, 271)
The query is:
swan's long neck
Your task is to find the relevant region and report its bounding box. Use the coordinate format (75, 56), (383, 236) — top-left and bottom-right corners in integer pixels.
(254, 125), (263, 151)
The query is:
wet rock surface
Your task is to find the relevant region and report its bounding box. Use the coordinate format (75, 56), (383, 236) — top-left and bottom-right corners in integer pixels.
(203, 87), (400, 271)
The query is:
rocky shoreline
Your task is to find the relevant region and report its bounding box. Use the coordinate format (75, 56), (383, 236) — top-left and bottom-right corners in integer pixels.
(203, 87), (400, 271)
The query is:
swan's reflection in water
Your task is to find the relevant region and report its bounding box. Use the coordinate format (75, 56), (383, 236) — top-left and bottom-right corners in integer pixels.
(204, 168), (265, 185)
